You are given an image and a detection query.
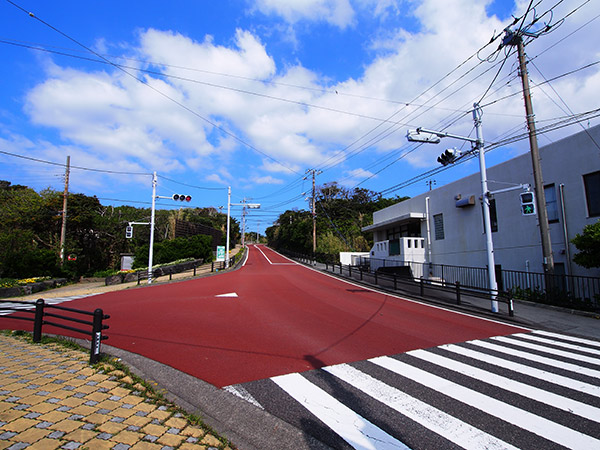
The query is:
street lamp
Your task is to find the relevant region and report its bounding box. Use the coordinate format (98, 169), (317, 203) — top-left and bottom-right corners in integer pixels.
(408, 103), (499, 313)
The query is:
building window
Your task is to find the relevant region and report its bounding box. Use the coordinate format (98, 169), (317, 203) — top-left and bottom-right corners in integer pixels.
(389, 239), (400, 256)
(434, 214), (444, 240)
(482, 198), (498, 233)
(545, 184), (559, 223)
(583, 171), (600, 217)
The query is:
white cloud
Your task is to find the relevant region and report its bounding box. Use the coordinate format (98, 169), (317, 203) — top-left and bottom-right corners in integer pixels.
(253, 0), (355, 28)
(252, 175), (285, 184)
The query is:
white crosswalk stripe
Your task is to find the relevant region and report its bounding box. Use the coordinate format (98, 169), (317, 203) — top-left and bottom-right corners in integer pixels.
(225, 330), (600, 450)
(0, 295), (95, 316)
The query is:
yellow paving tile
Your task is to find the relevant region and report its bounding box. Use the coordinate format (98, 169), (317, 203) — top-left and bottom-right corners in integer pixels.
(97, 421), (128, 434)
(63, 428), (98, 443)
(58, 397), (85, 408)
(108, 386), (132, 398)
(26, 402), (57, 414)
(49, 419), (86, 433)
(16, 395), (47, 405)
(0, 409), (26, 422)
(84, 412), (113, 425)
(180, 426), (204, 438)
(38, 410), (70, 423)
(202, 434), (223, 447)
(79, 439), (114, 450)
(24, 438), (63, 450)
(123, 414), (152, 428)
(107, 407), (137, 419)
(111, 430), (145, 445)
(13, 427), (51, 443)
(97, 380), (120, 390)
(95, 399), (121, 411)
(68, 404), (98, 416)
(120, 395), (144, 405)
(164, 416), (187, 429)
(85, 391), (110, 403)
(135, 402), (157, 414)
(130, 441), (163, 450)
(142, 423), (168, 437)
(2, 417), (39, 432)
(74, 384), (99, 395)
(157, 432), (185, 447)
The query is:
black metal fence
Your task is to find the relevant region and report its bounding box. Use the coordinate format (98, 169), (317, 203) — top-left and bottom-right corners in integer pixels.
(0, 299), (110, 363)
(356, 256), (600, 312)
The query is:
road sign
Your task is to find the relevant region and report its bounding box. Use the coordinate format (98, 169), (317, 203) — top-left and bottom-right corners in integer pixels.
(216, 246), (225, 262)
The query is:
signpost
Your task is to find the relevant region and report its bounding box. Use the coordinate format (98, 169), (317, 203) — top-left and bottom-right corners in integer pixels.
(216, 246), (225, 262)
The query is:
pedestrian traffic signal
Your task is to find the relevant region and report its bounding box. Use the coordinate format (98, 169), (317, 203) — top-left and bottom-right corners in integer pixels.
(172, 194), (192, 202)
(437, 148), (461, 166)
(520, 191), (536, 215)
(125, 225), (133, 238)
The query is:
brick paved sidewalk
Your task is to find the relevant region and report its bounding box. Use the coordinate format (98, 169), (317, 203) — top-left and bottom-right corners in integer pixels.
(0, 333), (235, 450)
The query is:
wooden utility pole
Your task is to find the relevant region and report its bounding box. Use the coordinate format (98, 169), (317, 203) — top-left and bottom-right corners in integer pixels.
(306, 169), (322, 257)
(59, 155), (70, 265)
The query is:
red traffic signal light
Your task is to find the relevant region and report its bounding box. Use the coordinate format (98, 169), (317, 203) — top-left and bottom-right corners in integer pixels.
(172, 194), (192, 202)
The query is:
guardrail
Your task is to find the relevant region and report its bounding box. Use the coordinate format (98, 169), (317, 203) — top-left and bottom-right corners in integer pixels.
(0, 299), (110, 364)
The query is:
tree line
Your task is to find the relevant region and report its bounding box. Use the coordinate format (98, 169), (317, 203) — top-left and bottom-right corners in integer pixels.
(0, 180), (239, 280)
(266, 182), (407, 258)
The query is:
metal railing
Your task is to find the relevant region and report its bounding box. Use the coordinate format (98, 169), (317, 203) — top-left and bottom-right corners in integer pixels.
(355, 256), (600, 312)
(0, 299), (110, 364)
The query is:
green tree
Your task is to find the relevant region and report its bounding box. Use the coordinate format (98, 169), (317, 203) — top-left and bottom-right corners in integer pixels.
(572, 220), (600, 269)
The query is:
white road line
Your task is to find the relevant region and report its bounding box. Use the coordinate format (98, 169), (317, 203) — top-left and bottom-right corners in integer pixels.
(371, 355), (600, 450)
(255, 245), (273, 264)
(534, 330), (600, 349)
(223, 385), (263, 409)
(408, 349), (600, 421)
(470, 339), (600, 379)
(324, 363), (518, 450)
(515, 332), (600, 356)
(491, 335), (600, 367)
(272, 373), (410, 450)
(440, 343), (600, 398)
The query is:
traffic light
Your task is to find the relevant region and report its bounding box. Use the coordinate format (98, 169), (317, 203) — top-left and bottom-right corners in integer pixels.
(520, 191), (536, 215)
(125, 225), (133, 239)
(437, 148), (461, 166)
(172, 194), (192, 202)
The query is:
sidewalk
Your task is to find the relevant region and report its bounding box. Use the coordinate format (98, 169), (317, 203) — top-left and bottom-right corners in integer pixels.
(0, 332), (234, 450)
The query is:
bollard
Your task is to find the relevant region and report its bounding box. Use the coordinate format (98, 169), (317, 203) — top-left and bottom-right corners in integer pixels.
(169, 270), (172, 281)
(211, 261), (214, 272)
(360, 267), (363, 280)
(349, 265), (352, 277)
(90, 309), (104, 364)
(33, 299), (45, 343)
(456, 281), (461, 305)
(194, 263), (197, 276)
(508, 294), (514, 317)
(420, 277), (424, 297)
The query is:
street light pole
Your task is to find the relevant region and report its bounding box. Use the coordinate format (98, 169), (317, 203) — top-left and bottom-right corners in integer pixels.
(225, 186), (231, 268)
(148, 171), (157, 284)
(473, 105), (499, 312)
(407, 103), (498, 312)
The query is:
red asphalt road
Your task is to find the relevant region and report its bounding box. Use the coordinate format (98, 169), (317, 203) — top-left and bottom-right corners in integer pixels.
(2, 245), (528, 387)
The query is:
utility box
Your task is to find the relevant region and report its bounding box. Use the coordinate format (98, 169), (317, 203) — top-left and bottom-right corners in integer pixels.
(120, 253), (134, 271)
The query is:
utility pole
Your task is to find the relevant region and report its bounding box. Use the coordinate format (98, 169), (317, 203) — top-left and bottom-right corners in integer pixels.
(504, 30), (554, 275)
(59, 156), (70, 265)
(306, 169), (322, 259)
(225, 186), (231, 268)
(148, 172), (157, 284)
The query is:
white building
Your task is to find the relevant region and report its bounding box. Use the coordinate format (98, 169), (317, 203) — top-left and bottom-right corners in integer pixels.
(362, 125), (600, 285)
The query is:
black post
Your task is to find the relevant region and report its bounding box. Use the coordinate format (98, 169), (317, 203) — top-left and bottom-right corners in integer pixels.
(360, 267), (363, 281)
(456, 281), (461, 305)
(349, 265), (352, 277)
(394, 274), (397, 290)
(508, 293), (514, 317)
(33, 299), (45, 343)
(211, 261), (214, 272)
(193, 263), (197, 276)
(90, 309), (104, 364)
(137, 272), (141, 285)
(420, 277), (424, 297)
(169, 270), (172, 281)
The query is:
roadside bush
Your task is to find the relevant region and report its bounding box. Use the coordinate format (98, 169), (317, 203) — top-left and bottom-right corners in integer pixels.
(132, 235), (213, 269)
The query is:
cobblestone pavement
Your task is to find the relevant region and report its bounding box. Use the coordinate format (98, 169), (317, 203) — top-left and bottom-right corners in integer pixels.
(0, 333), (235, 450)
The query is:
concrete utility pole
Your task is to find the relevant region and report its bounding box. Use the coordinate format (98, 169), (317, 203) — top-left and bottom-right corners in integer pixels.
(225, 186), (231, 268)
(504, 30), (554, 275)
(59, 156), (70, 265)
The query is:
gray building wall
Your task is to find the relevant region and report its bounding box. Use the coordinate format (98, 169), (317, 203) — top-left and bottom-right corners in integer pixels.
(367, 125), (600, 278)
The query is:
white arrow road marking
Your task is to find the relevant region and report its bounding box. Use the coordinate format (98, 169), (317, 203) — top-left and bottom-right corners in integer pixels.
(215, 293), (238, 298)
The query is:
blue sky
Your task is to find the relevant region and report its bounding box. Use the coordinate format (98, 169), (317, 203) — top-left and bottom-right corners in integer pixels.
(1, 0), (599, 235)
